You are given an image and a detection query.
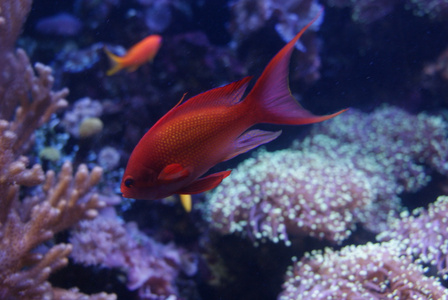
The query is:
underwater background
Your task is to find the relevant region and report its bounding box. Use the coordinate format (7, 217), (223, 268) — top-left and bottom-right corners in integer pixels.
(2, 0), (448, 299)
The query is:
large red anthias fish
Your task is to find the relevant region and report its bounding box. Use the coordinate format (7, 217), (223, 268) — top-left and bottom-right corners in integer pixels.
(121, 14), (347, 207)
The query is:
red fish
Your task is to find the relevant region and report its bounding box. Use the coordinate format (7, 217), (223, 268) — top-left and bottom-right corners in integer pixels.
(104, 34), (162, 76)
(121, 14), (347, 204)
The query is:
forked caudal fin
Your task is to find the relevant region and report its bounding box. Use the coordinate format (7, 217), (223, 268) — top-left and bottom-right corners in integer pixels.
(104, 47), (124, 76)
(246, 10), (347, 125)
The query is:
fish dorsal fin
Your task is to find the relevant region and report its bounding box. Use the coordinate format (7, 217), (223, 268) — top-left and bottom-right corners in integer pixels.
(154, 76), (253, 127)
(171, 93), (188, 110)
(181, 76), (253, 108)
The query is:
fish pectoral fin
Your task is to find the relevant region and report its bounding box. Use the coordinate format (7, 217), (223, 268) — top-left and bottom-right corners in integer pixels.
(176, 170), (232, 194)
(158, 163), (191, 182)
(222, 129), (282, 162)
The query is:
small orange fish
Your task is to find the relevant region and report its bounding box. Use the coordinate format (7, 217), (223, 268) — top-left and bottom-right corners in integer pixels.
(104, 34), (162, 76)
(121, 13), (347, 209)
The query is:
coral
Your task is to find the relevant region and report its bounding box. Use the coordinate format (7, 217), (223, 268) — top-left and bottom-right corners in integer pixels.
(229, 0), (324, 82)
(61, 97), (103, 138)
(278, 240), (448, 299)
(0, 0), (31, 53)
(378, 195), (448, 277)
(422, 45), (448, 102)
(54, 43), (104, 74)
(294, 106), (448, 230)
(0, 0), (33, 120)
(97, 146), (121, 171)
(207, 149), (376, 245)
(327, 0), (448, 23)
(0, 70), (114, 298)
(302, 106), (448, 191)
(229, 0), (323, 45)
(0, 0), (116, 298)
(70, 209), (197, 299)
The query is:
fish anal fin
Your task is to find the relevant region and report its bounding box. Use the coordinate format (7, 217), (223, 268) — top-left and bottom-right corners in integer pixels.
(176, 170), (231, 194)
(222, 129), (282, 162)
(158, 163), (191, 182)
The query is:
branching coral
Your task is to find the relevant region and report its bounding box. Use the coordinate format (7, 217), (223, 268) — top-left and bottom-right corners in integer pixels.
(0, 0), (116, 298)
(278, 241), (448, 299)
(0, 66), (115, 298)
(0, 0), (33, 120)
(0, 52), (115, 300)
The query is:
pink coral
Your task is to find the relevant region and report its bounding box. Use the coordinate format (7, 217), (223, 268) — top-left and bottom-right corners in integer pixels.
(378, 195), (448, 276)
(302, 106), (448, 192)
(295, 106), (448, 232)
(207, 149), (375, 245)
(279, 241), (448, 299)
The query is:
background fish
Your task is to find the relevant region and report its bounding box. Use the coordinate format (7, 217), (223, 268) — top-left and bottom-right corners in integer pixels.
(104, 34), (162, 76)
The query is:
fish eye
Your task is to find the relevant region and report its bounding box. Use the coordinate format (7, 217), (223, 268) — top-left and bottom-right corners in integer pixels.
(124, 177), (134, 188)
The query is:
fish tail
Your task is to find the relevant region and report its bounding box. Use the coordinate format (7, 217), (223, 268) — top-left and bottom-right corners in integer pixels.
(246, 10), (347, 125)
(104, 47), (124, 76)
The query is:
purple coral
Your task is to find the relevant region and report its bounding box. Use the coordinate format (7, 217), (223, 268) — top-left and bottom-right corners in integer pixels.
(70, 210), (197, 299)
(378, 195), (448, 276)
(278, 241), (448, 299)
